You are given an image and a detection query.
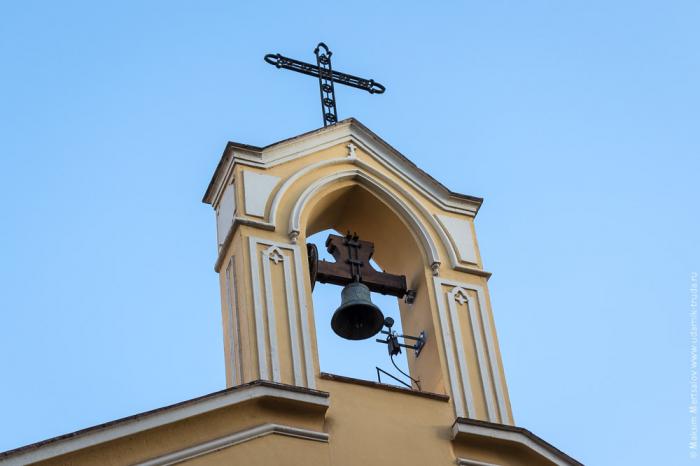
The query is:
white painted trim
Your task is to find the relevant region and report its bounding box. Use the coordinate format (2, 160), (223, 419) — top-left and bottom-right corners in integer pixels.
(473, 285), (509, 424)
(233, 216), (275, 231)
(251, 131), (352, 170)
(261, 245), (282, 383)
(214, 147), (489, 277)
(248, 238), (269, 380)
(457, 458), (501, 466)
(225, 259), (235, 383)
(431, 217), (471, 274)
(435, 278), (511, 425)
(452, 264), (492, 279)
(446, 287), (479, 419)
(435, 214), (478, 267)
(347, 129), (479, 215)
(0, 385), (329, 466)
(282, 257), (302, 386)
(232, 260), (244, 383)
(248, 237), (315, 388)
(286, 167), (441, 268)
(293, 243), (317, 389)
(216, 182), (236, 248)
(210, 153), (236, 210)
(209, 140), (350, 209)
(225, 258), (241, 385)
(448, 287), (496, 421)
(452, 422), (574, 466)
(225, 122), (480, 215)
(434, 279), (469, 418)
(213, 216), (275, 273)
(242, 171), (281, 218)
(264, 137), (479, 236)
(268, 157), (353, 223)
(136, 423), (328, 466)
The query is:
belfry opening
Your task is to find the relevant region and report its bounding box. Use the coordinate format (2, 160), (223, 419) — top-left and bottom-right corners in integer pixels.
(307, 227), (411, 387)
(301, 181), (442, 392)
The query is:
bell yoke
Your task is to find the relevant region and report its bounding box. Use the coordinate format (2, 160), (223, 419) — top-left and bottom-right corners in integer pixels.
(306, 233), (409, 340)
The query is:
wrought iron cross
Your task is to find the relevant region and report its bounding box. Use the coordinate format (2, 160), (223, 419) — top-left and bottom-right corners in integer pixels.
(264, 42), (386, 127)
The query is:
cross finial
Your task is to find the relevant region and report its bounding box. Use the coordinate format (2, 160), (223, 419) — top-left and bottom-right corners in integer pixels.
(264, 42), (386, 127)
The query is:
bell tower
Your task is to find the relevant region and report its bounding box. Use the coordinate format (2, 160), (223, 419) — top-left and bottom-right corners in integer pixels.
(201, 119), (580, 465)
(203, 118), (510, 417)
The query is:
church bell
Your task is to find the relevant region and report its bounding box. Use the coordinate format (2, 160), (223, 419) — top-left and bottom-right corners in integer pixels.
(331, 281), (384, 340)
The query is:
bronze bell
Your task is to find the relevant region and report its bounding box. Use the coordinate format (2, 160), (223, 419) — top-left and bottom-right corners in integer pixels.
(331, 282), (385, 340)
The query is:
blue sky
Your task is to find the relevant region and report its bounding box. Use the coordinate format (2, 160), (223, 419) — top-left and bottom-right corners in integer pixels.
(1, 1), (698, 464)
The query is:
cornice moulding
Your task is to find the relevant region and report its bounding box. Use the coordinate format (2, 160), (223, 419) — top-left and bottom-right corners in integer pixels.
(0, 381), (329, 466)
(203, 118), (483, 217)
(452, 418), (582, 466)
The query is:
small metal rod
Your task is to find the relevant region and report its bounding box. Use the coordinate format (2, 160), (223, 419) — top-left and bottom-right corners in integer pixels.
(379, 330), (422, 343)
(390, 354), (421, 390)
(375, 367), (412, 389)
(397, 334), (422, 341)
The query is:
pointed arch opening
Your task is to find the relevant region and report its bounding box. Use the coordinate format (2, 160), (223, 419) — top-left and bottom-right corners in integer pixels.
(299, 177), (445, 394)
(307, 228), (411, 386)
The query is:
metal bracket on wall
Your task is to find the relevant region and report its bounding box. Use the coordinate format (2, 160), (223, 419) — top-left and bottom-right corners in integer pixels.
(376, 317), (427, 358)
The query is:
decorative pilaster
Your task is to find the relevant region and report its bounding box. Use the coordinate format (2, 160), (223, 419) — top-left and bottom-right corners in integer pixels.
(248, 237), (316, 388)
(433, 277), (511, 424)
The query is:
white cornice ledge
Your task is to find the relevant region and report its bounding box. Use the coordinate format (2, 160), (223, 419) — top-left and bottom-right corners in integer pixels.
(452, 418), (582, 466)
(136, 423), (328, 466)
(457, 458), (501, 466)
(0, 381), (329, 466)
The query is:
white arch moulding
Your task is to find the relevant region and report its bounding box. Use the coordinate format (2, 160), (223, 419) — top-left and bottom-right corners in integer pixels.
(265, 148), (482, 276)
(287, 168), (442, 273)
(267, 149), (359, 226)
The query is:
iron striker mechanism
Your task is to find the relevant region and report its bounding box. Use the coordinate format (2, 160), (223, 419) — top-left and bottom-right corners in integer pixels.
(376, 317), (427, 358)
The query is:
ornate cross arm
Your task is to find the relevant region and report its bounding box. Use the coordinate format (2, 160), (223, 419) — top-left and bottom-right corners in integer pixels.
(264, 53), (386, 94)
(264, 42), (386, 127)
(307, 233), (407, 298)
